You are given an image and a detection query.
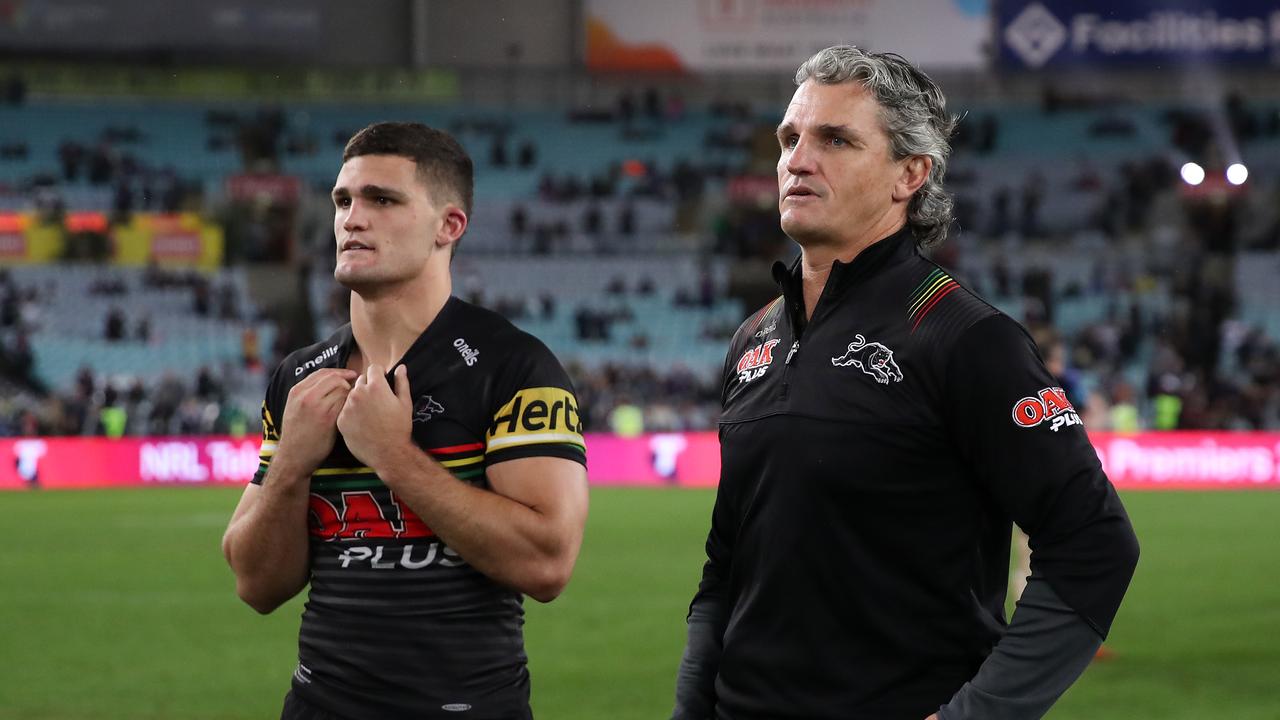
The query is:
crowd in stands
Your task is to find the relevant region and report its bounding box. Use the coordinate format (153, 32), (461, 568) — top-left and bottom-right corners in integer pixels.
(1, 269), (44, 394)
(0, 361), (252, 439)
(572, 361), (719, 434)
(0, 265), (269, 439)
(3, 81), (1280, 436)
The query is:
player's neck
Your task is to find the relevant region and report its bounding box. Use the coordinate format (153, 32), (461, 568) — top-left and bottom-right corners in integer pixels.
(349, 271), (451, 371)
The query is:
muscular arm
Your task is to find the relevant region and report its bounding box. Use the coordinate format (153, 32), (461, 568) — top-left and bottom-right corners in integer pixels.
(378, 449), (588, 602)
(339, 363), (588, 602)
(222, 367), (356, 614)
(221, 466), (312, 614)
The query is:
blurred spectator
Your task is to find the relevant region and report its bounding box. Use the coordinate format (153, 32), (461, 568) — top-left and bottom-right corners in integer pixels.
(510, 203), (528, 237)
(103, 307), (127, 341)
(517, 140), (537, 169)
(3, 72), (27, 105)
(490, 135), (508, 167)
(134, 314), (152, 342)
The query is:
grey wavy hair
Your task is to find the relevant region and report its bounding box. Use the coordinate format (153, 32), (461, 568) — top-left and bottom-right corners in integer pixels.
(794, 46), (958, 249)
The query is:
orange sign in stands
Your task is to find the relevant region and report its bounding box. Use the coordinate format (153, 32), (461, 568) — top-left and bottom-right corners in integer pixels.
(112, 212), (224, 269)
(0, 211), (223, 268)
(585, 0), (988, 72)
(64, 212), (109, 234)
(0, 213), (26, 258)
(0, 212), (64, 265)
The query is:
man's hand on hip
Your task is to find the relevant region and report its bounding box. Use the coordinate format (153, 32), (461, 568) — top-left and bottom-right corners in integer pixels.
(338, 363), (414, 472)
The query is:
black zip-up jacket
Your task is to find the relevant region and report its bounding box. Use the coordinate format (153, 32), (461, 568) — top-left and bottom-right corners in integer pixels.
(676, 227), (1139, 720)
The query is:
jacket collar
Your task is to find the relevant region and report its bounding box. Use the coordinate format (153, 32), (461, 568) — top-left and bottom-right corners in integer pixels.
(771, 225), (917, 329)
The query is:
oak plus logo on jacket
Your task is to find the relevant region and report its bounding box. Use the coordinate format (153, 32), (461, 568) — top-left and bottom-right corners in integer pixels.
(831, 334), (903, 384)
(736, 339), (780, 383)
(1012, 386), (1082, 432)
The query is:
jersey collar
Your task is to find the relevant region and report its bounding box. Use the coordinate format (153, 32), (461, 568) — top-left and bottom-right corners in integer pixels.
(328, 295), (463, 373)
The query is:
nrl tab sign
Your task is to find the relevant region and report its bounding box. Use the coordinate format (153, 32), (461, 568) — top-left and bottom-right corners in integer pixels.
(999, 0), (1280, 69)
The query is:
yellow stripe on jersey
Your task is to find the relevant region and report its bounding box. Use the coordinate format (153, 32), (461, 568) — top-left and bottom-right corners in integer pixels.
(312, 466), (377, 476)
(439, 455), (484, 468)
(487, 432), (587, 451)
(487, 386), (585, 453)
(261, 402), (280, 442)
(258, 402), (280, 471)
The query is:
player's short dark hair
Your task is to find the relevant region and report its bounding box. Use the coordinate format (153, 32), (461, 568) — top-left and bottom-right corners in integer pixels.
(343, 122), (474, 217)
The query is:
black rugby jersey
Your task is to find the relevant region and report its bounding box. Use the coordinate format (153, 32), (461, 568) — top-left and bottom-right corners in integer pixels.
(688, 226), (1138, 720)
(253, 296), (586, 720)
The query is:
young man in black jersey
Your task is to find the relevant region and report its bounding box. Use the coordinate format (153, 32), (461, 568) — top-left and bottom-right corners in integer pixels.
(671, 46), (1139, 720)
(223, 122), (589, 720)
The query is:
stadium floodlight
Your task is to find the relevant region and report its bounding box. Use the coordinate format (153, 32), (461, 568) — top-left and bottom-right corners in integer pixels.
(1226, 163), (1248, 186)
(1180, 162), (1205, 186)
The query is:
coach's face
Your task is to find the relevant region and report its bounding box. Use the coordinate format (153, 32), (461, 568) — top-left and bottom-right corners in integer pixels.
(331, 154), (463, 293)
(776, 80), (924, 249)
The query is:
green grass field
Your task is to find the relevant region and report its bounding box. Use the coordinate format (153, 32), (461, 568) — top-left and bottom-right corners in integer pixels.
(2, 487), (1278, 719)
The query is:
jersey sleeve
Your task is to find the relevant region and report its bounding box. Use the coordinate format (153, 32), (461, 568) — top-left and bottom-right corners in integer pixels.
(944, 314), (1139, 638)
(483, 336), (587, 468)
(250, 363), (288, 485)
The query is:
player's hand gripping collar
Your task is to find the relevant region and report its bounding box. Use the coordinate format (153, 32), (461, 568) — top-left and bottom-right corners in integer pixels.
(337, 364), (414, 472)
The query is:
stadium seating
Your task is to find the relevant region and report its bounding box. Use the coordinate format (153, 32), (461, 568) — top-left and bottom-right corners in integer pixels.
(12, 263), (274, 407)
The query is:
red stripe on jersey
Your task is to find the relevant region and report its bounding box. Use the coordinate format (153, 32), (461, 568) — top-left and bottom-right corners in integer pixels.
(427, 442), (485, 455)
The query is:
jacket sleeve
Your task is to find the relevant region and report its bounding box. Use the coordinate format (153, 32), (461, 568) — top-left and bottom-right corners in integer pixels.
(944, 313), (1139, 638)
(671, 488), (733, 720)
(937, 575), (1102, 720)
(672, 332), (750, 720)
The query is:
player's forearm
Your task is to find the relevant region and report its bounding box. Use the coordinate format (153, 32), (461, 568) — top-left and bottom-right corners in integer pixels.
(378, 444), (578, 602)
(223, 467), (312, 613)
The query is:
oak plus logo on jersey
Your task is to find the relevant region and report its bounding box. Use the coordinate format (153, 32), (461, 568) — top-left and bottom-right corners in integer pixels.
(1012, 386), (1082, 432)
(453, 338), (479, 366)
(736, 338), (780, 383)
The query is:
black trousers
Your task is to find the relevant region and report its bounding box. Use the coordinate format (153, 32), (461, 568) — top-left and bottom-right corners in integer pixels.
(280, 691), (348, 720)
(280, 690), (535, 720)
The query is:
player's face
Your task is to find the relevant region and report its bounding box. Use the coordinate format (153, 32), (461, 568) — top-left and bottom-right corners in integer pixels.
(776, 80), (908, 248)
(331, 154), (449, 291)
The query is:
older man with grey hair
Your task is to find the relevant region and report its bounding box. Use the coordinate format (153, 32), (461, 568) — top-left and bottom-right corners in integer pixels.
(672, 46), (1138, 720)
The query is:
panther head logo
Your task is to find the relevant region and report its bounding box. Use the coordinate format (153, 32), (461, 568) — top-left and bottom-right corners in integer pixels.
(413, 395), (445, 423)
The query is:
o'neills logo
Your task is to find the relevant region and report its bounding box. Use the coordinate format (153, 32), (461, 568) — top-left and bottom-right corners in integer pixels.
(295, 345), (340, 376)
(1012, 386), (1082, 432)
(453, 338), (479, 366)
(736, 339), (780, 383)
